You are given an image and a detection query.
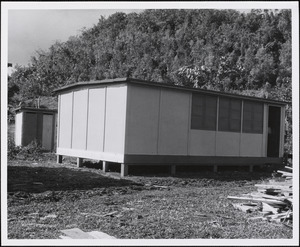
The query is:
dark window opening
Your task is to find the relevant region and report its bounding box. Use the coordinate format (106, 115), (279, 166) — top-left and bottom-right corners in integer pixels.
(191, 94), (217, 130)
(218, 97), (241, 132)
(243, 101), (264, 134)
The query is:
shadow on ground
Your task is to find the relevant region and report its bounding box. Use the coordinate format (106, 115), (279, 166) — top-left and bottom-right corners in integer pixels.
(124, 164), (278, 182)
(81, 160), (279, 182)
(8, 166), (138, 193)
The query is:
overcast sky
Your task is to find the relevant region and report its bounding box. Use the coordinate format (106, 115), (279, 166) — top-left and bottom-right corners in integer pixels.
(6, 8), (252, 68)
(3, 1), (296, 70)
(8, 9), (144, 67)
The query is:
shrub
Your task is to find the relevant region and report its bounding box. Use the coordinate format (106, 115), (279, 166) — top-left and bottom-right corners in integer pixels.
(7, 136), (20, 159)
(18, 140), (43, 160)
(7, 138), (43, 160)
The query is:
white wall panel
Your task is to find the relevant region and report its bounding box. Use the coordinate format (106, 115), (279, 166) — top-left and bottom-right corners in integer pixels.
(216, 132), (240, 156)
(15, 112), (23, 146)
(189, 130), (216, 156)
(72, 90), (88, 150)
(158, 89), (190, 155)
(59, 92), (73, 148)
(86, 88), (106, 152)
(125, 85), (160, 154)
(104, 85), (127, 154)
(240, 133), (263, 157)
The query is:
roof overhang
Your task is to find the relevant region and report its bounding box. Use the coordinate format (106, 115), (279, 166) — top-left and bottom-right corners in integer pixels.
(15, 107), (57, 114)
(53, 77), (288, 106)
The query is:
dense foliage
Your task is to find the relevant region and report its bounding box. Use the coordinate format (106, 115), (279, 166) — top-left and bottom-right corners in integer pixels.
(8, 9), (292, 152)
(8, 137), (43, 160)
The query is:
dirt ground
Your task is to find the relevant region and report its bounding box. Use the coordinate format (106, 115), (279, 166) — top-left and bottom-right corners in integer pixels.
(6, 155), (293, 239)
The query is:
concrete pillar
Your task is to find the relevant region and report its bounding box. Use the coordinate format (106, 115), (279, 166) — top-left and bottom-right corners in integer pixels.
(77, 158), (83, 168)
(121, 163), (128, 177)
(57, 155), (63, 164)
(213, 165), (218, 173)
(170, 165), (176, 176)
(103, 161), (109, 173)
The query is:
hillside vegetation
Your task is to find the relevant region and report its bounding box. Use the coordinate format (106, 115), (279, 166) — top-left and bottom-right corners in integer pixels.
(8, 9), (292, 152)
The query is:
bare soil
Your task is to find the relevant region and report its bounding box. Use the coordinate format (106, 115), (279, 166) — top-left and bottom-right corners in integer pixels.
(7, 155), (293, 239)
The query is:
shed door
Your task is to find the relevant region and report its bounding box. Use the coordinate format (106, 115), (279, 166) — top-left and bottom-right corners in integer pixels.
(23, 113), (38, 146)
(42, 114), (54, 150)
(267, 106), (281, 157)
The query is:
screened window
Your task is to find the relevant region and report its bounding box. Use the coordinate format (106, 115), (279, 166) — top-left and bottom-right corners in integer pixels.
(191, 94), (217, 130)
(243, 101), (264, 133)
(218, 97), (241, 132)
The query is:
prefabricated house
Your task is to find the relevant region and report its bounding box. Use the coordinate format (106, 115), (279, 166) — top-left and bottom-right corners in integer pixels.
(54, 78), (287, 176)
(14, 107), (57, 151)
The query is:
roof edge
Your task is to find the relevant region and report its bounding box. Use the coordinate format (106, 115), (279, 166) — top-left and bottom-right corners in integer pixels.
(53, 77), (288, 105)
(53, 77), (129, 94)
(15, 107), (57, 113)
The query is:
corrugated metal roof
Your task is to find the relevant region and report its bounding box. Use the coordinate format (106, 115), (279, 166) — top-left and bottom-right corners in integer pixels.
(53, 77), (288, 105)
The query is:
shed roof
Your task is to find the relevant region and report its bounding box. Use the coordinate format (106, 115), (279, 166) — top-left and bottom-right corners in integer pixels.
(53, 77), (288, 106)
(15, 107), (57, 114)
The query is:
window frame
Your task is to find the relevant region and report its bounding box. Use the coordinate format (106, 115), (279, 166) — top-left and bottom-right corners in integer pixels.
(218, 97), (242, 132)
(191, 93), (217, 131)
(242, 100), (264, 134)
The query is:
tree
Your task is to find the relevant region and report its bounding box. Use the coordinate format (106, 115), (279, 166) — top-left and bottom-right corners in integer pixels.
(9, 9), (291, 107)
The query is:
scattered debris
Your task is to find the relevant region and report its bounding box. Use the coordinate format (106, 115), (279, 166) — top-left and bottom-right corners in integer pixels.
(81, 212), (104, 217)
(151, 185), (169, 189)
(60, 228), (116, 239)
(40, 214), (57, 220)
(228, 166), (293, 227)
(232, 203), (257, 213)
(102, 211), (118, 217)
(122, 207), (134, 211)
(81, 211), (119, 218)
(33, 182), (43, 185)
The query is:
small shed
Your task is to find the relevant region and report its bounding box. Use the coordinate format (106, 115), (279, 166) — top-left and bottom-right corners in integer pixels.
(54, 78), (287, 176)
(15, 107), (57, 151)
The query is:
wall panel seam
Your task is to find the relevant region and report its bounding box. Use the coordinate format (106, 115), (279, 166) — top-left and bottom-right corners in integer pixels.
(157, 88), (162, 155)
(187, 93), (191, 155)
(122, 85), (128, 154)
(70, 91), (74, 149)
(57, 95), (61, 148)
(85, 89), (90, 151)
(102, 87), (107, 152)
(215, 96), (219, 156)
(239, 100), (244, 157)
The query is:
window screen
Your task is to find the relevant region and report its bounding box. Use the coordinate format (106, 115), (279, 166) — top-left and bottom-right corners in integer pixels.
(243, 101), (264, 133)
(191, 94), (217, 130)
(218, 97), (241, 132)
